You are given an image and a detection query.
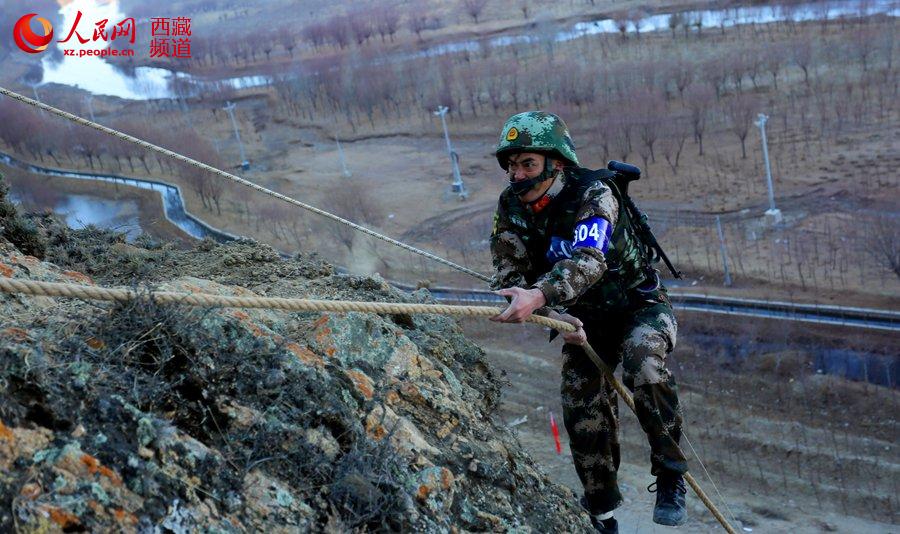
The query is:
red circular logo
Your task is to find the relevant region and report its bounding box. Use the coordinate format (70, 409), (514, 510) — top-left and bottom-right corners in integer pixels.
(13, 14), (54, 54)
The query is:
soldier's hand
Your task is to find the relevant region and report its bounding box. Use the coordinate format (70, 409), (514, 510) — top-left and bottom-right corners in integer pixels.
(490, 287), (547, 323)
(557, 313), (586, 345)
(547, 311), (587, 345)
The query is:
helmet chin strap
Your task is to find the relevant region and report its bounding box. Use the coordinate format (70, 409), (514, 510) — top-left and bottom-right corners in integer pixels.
(509, 157), (557, 198)
(523, 173), (558, 208)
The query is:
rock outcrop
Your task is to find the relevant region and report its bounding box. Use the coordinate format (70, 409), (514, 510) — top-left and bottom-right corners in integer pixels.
(0, 175), (591, 532)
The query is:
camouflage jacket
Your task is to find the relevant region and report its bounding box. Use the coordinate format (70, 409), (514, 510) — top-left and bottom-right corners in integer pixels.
(490, 167), (648, 309)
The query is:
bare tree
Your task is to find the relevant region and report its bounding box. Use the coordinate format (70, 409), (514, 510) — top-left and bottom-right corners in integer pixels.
(349, 10), (374, 46)
(660, 117), (690, 174)
(323, 16), (350, 49)
(629, 9), (648, 38)
(461, 0), (490, 24)
(728, 50), (748, 93)
(667, 12), (684, 38)
(763, 43), (785, 89)
(276, 26), (296, 57)
(302, 23), (327, 50)
(701, 56), (728, 99)
(852, 27), (876, 71)
(408, 8), (441, 40)
(613, 13), (629, 39)
(685, 85), (713, 156)
(634, 89), (665, 165)
(323, 179), (385, 253)
(610, 115), (633, 162)
(745, 47), (764, 89)
(864, 215), (900, 279)
(374, 6), (400, 42)
(791, 39), (814, 86)
(727, 94), (758, 159)
(669, 59), (693, 102)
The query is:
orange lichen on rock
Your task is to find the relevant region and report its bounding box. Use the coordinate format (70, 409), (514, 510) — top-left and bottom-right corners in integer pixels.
(61, 270), (94, 285)
(245, 322), (265, 338)
(11, 255), (40, 267)
(315, 326), (331, 345)
(0, 263), (13, 277)
(98, 464), (123, 486)
(86, 337), (106, 350)
(312, 315), (330, 329)
(80, 453), (100, 472)
(80, 453), (123, 486)
(440, 467), (454, 490)
(345, 369), (375, 400)
(436, 418), (459, 439)
(311, 316), (339, 357)
(184, 283), (205, 293)
(113, 508), (138, 525)
(19, 482), (41, 500)
(46, 506), (81, 529)
(231, 310), (250, 321)
(385, 390), (400, 405)
(416, 484), (432, 501)
(1, 327), (29, 342)
(0, 420), (14, 442)
(286, 343), (324, 368)
(87, 499), (104, 515)
(400, 382), (426, 405)
(365, 418), (386, 441)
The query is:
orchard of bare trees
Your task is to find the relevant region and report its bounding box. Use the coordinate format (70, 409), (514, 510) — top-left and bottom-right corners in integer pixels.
(1, 6), (895, 296)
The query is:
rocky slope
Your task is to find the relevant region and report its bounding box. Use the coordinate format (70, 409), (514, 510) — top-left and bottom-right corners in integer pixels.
(0, 176), (592, 533)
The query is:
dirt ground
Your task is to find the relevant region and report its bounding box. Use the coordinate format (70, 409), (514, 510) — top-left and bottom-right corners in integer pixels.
(457, 314), (899, 533)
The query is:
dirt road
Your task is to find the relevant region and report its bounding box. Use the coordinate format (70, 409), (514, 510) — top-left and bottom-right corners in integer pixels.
(459, 317), (899, 533)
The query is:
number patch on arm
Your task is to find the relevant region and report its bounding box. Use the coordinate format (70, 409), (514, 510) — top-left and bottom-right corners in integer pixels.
(572, 216), (612, 254)
(546, 236), (574, 264)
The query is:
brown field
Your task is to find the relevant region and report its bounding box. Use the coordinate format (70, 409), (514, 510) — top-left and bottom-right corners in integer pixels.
(459, 313), (899, 532)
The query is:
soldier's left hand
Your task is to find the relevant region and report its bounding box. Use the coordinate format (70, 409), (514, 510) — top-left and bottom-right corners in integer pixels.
(490, 287), (547, 323)
(557, 313), (587, 345)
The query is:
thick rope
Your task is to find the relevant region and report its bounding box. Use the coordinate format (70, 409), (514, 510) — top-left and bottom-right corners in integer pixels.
(0, 277), (559, 328)
(0, 276), (737, 533)
(0, 86), (491, 283)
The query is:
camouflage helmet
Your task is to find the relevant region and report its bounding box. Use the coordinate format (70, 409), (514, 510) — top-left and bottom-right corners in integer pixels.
(495, 111), (579, 170)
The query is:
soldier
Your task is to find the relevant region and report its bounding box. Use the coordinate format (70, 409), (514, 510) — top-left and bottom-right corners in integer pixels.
(488, 111), (688, 533)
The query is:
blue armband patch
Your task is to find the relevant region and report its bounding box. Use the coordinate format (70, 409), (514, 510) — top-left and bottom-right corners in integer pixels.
(572, 216), (611, 253)
(546, 236), (574, 264)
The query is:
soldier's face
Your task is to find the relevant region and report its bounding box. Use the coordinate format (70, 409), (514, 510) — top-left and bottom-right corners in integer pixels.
(507, 152), (556, 203)
(507, 152), (545, 181)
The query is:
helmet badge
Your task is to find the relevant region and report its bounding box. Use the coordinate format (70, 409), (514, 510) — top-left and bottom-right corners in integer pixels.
(506, 127), (519, 141)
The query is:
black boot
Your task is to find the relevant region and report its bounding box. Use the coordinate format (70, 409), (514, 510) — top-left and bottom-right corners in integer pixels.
(580, 497), (619, 534)
(649, 473), (687, 526)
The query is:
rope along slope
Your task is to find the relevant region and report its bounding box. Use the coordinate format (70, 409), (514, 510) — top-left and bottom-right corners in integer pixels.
(0, 86), (490, 283)
(0, 277), (736, 533)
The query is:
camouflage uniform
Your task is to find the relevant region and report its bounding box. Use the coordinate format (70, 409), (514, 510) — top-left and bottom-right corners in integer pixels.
(491, 162), (687, 515)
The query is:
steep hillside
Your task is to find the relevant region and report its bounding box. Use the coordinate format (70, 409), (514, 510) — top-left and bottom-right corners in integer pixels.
(0, 176), (591, 532)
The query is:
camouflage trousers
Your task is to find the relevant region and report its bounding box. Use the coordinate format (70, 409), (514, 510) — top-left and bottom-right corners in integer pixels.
(561, 297), (687, 515)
